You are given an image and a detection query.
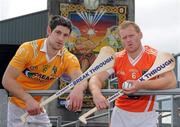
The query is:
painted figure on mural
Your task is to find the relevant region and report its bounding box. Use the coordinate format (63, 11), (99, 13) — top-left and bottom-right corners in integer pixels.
(104, 26), (123, 51)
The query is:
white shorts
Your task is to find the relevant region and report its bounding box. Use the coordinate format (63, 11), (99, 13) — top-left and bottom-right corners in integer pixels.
(8, 102), (52, 127)
(111, 106), (158, 127)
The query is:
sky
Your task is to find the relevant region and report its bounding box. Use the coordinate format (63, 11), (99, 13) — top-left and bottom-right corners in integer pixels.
(0, 0), (47, 20)
(0, 0), (179, 79)
(135, 0), (180, 54)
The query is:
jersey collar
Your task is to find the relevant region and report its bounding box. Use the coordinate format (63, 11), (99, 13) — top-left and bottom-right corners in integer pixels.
(40, 39), (66, 56)
(128, 46), (145, 66)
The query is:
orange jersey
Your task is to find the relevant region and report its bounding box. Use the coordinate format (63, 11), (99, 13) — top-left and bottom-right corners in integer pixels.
(9, 38), (81, 109)
(114, 46), (157, 112)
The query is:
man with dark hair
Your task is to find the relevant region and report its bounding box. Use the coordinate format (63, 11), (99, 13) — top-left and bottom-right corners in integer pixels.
(2, 15), (88, 127)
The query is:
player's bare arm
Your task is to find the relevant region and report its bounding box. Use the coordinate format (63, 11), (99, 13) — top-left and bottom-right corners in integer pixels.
(66, 69), (88, 111)
(89, 71), (110, 110)
(124, 71), (176, 95)
(2, 65), (43, 115)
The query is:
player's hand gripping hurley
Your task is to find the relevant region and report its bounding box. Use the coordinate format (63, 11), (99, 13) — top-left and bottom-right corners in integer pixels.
(79, 52), (175, 124)
(20, 46), (115, 123)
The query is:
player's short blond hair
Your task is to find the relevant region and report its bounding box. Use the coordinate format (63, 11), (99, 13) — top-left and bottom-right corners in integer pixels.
(119, 20), (141, 33)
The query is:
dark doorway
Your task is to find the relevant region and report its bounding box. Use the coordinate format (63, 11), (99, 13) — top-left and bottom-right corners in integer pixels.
(0, 45), (19, 89)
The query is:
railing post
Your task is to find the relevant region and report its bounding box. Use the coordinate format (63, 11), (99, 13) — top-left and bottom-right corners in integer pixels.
(0, 89), (8, 127)
(158, 100), (163, 127)
(171, 95), (180, 127)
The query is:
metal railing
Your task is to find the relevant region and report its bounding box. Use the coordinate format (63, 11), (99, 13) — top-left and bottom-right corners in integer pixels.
(1, 88), (180, 127)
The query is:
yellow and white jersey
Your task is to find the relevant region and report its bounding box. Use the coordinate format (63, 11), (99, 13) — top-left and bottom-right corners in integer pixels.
(9, 38), (80, 109)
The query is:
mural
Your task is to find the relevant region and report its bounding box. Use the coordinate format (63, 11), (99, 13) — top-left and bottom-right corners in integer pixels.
(58, 3), (127, 108)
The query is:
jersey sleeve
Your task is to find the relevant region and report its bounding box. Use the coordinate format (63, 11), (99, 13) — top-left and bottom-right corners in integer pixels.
(64, 53), (81, 75)
(9, 42), (34, 71)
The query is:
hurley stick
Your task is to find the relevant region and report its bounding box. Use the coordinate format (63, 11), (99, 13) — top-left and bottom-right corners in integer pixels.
(20, 46), (115, 123)
(79, 52), (175, 124)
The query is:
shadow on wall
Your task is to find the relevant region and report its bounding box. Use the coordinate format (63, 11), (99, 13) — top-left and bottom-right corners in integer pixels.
(0, 45), (20, 89)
